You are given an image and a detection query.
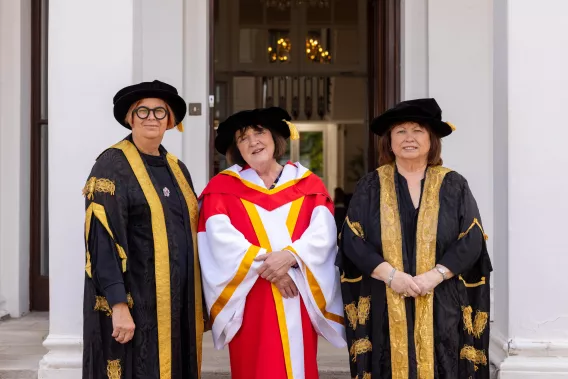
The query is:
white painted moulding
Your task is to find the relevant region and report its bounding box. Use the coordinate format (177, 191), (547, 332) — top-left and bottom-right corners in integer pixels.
(508, 339), (568, 358)
(39, 334), (83, 370)
(489, 330), (509, 366)
(500, 356), (568, 373)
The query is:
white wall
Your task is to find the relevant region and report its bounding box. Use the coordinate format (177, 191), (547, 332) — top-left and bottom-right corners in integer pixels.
(40, 0), (136, 377)
(498, 1), (568, 376)
(499, 2), (568, 375)
(182, 0), (210, 194)
(0, 0), (31, 318)
(401, 0), (428, 99)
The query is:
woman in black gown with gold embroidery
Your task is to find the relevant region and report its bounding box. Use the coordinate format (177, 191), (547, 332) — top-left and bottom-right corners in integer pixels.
(82, 80), (204, 379)
(336, 98), (492, 379)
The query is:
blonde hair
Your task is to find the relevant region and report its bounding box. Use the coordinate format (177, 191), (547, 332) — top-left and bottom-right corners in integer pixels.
(125, 99), (175, 130)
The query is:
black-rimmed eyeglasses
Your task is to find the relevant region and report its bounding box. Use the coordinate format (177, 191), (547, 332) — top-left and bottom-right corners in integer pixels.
(133, 106), (169, 120)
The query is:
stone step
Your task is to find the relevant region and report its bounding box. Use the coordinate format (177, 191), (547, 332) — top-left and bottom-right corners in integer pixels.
(0, 370), (38, 379)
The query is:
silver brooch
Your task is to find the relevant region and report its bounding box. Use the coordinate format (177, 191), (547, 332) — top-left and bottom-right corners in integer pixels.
(163, 187), (170, 197)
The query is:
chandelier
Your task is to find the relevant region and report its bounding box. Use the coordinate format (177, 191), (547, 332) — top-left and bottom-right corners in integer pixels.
(268, 38), (291, 63)
(261, 0), (330, 10)
(306, 38), (331, 63)
(268, 37), (331, 63)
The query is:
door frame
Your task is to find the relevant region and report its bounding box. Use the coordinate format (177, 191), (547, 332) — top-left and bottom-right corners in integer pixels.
(208, 0), (401, 177)
(291, 122), (338, 192)
(30, 0), (49, 311)
(366, 0), (401, 171)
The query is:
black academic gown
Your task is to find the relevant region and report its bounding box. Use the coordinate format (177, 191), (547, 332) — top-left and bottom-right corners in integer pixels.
(336, 164), (493, 379)
(82, 135), (205, 379)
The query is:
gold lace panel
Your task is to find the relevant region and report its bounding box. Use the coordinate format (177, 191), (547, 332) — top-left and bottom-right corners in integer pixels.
(82, 177), (116, 200)
(350, 337), (372, 362)
(113, 140), (172, 379)
(345, 302), (358, 330)
(94, 296), (112, 316)
(107, 359), (122, 379)
(94, 293), (134, 316)
(166, 153), (204, 373)
(462, 305), (474, 335)
(377, 164), (408, 379)
(473, 310), (488, 338)
(357, 296), (371, 325)
(414, 165), (451, 379)
(460, 345), (487, 370)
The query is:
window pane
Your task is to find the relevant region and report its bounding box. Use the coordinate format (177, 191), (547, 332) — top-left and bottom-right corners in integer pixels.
(306, 29), (332, 64)
(268, 29), (292, 64)
(239, 28), (270, 64)
(299, 131), (323, 177)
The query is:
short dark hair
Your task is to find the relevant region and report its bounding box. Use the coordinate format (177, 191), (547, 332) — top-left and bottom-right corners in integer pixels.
(378, 122), (443, 166)
(226, 125), (288, 166)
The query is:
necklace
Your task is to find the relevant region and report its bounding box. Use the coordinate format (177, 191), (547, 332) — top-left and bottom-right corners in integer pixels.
(269, 169), (284, 190)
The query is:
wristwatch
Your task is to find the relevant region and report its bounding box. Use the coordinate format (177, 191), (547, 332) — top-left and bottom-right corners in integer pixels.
(435, 266), (447, 281)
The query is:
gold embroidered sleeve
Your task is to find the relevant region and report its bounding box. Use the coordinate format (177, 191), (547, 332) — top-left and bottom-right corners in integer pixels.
(82, 177), (116, 200)
(458, 217), (488, 241)
(345, 216), (365, 239)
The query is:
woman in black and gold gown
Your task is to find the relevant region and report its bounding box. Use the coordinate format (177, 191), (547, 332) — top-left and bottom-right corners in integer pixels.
(82, 80), (204, 379)
(336, 98), (492, 378)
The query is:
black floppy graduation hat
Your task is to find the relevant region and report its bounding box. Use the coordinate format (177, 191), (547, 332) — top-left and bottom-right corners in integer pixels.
(215, 107), (299, 155)
(113, 80), (187, 131)
(370, 98), (456, 137)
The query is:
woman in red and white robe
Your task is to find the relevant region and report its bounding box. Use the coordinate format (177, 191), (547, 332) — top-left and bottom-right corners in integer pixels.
(198, 107), (346, 379)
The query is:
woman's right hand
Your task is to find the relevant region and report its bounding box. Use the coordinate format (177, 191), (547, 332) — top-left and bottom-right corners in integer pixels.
(111, 303), (135, 344)
(389, 271), (421, 298)
(274, 274), (299, 299)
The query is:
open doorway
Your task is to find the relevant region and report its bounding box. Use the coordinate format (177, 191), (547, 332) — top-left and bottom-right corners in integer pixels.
(212, 0), (378, 206)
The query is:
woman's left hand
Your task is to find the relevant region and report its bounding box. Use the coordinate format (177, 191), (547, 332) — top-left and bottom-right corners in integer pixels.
(413, 269), (444, 296)
(255, 250), (297, 282)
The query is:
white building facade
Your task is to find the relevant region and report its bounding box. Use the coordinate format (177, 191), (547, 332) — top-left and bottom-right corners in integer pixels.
(0, 0), (567, 377)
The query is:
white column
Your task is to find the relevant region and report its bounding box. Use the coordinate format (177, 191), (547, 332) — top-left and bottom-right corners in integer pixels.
(401, 0), (429, 100)
(490, 0), (510, 367)
(403, 0), (494, 256)
(39, 1), (135, 378)
(133, 0), (185, 158)
(182, 0), (211, 194)
(498, 0), (568, 376)
(0, 0), (31, 319)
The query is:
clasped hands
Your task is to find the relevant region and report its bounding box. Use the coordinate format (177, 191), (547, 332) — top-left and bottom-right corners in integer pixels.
(254, 250), (299, 299)
(373, 262), (446, 298)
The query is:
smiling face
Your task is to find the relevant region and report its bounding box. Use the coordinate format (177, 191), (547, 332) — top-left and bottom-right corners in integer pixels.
(234, 125), (276, 167)
(129, 98), (170, 141)
(390, 121), (431, 164)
